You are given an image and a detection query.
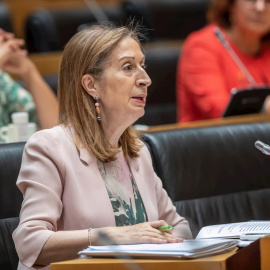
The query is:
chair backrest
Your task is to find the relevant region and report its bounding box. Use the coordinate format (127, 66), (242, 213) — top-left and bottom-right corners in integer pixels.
(43, 74), (59, 96)
(25, 5), (125, 53)
(135, 46), (180, 126)
(0, 3), (13, 32)
(0, 217), (19, 270)
(0, 143), (25, 219)
(122, 0), (210, 42)
(143, 122), (270, 235)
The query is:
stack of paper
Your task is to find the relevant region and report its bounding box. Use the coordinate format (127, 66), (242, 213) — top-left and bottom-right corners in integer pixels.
(79, 239), (238, 259)
(196, 221), (270, 240)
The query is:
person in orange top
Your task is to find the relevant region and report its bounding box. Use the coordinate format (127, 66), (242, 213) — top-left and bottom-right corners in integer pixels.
(177, 0), (270, 123)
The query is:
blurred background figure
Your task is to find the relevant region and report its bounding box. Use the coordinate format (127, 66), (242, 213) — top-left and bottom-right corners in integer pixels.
(177, 0), (270, 123)
(0, 28), (58, 130)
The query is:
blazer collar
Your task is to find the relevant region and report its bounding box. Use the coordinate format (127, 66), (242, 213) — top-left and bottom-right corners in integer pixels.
(61, 125), (96, 165)
(62, 125), (140, 169)
(78, 147), (96, 165)
(78, 145), (140, 170)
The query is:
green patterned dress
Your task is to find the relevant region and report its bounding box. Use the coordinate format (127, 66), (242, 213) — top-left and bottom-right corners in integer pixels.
(0, 70), (38, 128)
(97, 150), (148, 226)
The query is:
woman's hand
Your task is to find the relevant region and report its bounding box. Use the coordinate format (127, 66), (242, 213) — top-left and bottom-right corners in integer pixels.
(92, 220), (184, 245)
(35, 221), (183, 266)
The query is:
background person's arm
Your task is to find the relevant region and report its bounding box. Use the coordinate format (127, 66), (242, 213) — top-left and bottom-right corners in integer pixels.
(0, 28), (58, 129)
(0, 28), (26, 67)
(2, 55), (58, 129)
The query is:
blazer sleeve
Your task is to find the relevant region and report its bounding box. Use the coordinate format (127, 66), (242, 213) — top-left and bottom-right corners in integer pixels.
(140, 145), (193, 239)
(12, 130), (65, 269)
(154, 172), (193, 239)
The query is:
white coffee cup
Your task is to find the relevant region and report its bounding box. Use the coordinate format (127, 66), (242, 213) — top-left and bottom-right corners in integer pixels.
(0, 122), (37, 143)
(11, 112), (29, 142)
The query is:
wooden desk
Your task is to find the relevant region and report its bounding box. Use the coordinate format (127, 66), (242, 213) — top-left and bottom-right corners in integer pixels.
(261, 236), (270, 270)
(5, 0), (123, 38)
(50, 237), (270, 270)
(26, 39), (183, 76)
(50, 251), (235, 270)
(29, 52), (62, 76)
(145, 113), (270, 133)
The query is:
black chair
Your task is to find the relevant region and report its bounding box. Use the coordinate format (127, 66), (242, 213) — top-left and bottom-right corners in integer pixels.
(135, 46), (180, 126)
(0, 3), (13, 32)
(143, 122), (270, 236)
(0, 217), (20, 270)
(122, 0), (210, 42)
(0, 143), (26, 269)
(25, 5), (125, 53)
(43, 74), (59, 96)
(0, 142), (25, 219)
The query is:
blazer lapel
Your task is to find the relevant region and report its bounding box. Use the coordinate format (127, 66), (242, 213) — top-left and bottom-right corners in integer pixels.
(78, 146), (116, 227)
(78, 147), (96, 165)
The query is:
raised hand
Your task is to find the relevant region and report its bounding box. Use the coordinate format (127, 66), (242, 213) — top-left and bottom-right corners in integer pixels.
(0, 28), (26, 69)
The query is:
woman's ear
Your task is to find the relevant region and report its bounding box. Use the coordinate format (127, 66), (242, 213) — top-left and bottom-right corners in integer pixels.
(81, 74), (98, 98)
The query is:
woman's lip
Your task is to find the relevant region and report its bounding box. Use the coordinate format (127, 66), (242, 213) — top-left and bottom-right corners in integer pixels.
(250, 16), (265, 23)
(132, 97), (146, 104)
(134, 99), (146, 104)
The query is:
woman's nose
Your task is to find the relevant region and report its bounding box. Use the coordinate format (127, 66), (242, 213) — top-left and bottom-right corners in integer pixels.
(137, 70), (152, 87)
(255, 0), (266, 11)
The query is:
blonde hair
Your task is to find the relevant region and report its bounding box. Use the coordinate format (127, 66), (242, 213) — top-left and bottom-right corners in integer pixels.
(58, 24), (143, 162)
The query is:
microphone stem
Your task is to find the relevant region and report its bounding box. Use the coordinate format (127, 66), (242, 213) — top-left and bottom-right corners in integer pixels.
(214, 27), (257, 87)
(83, 0), (109, 23)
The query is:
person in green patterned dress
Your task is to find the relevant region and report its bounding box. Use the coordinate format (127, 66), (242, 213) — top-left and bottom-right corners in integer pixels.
(0, 28), (58, 130)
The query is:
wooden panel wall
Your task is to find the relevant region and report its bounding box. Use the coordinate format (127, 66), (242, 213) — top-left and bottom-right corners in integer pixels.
(4, 0), (124, 38)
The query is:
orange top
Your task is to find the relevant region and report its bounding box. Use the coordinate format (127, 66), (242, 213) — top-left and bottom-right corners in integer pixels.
(177, 24), (270, 123)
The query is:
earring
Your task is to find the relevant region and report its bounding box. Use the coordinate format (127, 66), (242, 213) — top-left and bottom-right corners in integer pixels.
(95, 96), (101, 121)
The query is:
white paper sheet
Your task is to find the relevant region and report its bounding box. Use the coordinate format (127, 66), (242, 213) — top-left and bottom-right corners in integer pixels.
(78, 239), (239, 259)
(196, 221), (270, 239)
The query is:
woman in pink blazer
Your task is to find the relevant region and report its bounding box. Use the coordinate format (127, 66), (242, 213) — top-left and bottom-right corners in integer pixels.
(13, 25), (192, 270)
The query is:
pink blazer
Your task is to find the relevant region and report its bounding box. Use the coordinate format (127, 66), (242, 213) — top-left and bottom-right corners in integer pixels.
(13, 125), (192, 269)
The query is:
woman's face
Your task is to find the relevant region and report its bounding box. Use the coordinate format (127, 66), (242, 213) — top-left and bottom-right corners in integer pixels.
(97, 37), (151, 127)
(231, 0), (270, 36)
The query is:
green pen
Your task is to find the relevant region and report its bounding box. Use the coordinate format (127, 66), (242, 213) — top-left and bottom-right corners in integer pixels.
(156, 225), (173, 231)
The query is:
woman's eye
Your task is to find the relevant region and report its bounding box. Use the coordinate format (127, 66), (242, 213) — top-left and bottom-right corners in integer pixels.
(123, 64), (133, 71)
(141, 64), (147, 70)
(123, 63), (147, 71)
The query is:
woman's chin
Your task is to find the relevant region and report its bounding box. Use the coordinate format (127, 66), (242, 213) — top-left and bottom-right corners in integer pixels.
(246, 23), (269, 37)
(136, 108), (145, 119)
(130, 110), (145, 125)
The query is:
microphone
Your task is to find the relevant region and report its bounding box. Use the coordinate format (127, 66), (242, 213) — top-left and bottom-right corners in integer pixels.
(255, 140), (270, 155)
(214, 27), (257, 87)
